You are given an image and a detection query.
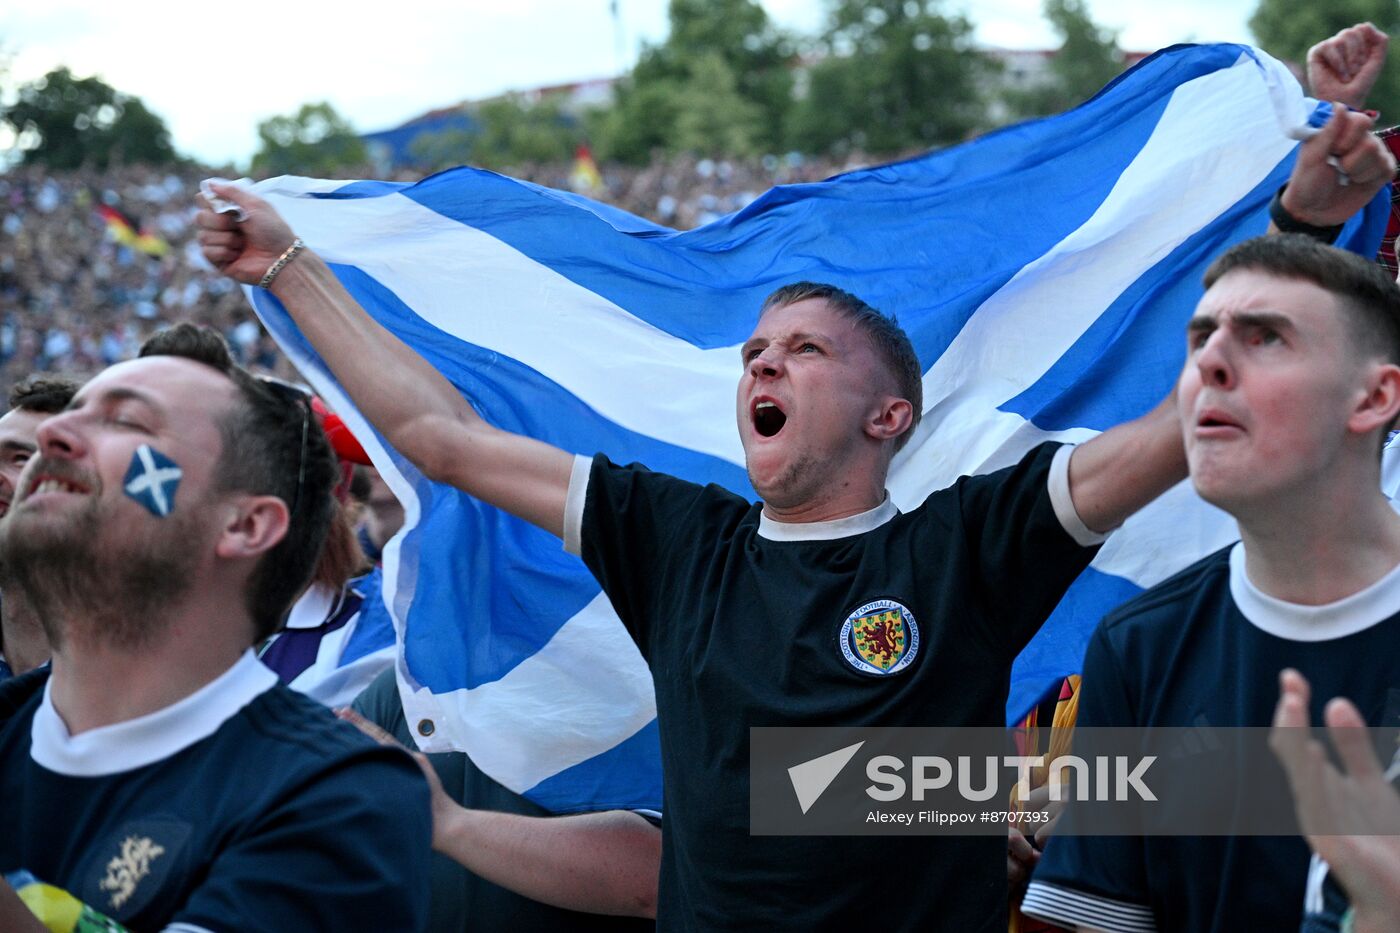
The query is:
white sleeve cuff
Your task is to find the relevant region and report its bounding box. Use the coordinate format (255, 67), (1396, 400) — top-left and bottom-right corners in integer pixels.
(562, 454), (592, 557)
(1048, 444), (1111, 547)
(1021, 880), (1157, 932)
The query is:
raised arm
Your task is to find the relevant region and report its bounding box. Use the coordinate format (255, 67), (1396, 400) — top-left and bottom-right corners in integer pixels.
(1273, 104), (1397, 235)
(1307, 23), (1389, 111)
(1067, 95), (1400, 534)
(338, 707), (660, 917)
(197, 184), (574, 538)
(1065, 394), (1185, 536)
(1275, 23), (1395, 237)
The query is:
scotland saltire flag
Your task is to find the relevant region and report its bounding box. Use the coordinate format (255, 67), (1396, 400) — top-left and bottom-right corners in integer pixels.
(123, 444), (182, 517)
(241, 43), (1390, 814)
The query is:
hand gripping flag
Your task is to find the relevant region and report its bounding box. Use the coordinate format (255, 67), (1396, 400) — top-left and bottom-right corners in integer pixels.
(240, 44), (1391, 813)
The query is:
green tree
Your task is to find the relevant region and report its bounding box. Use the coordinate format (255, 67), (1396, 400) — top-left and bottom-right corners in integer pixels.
(1005, 0), (1122, 119)
(406, 128), (476, 173)
(592, 0), (793, 162)
(1019, 0), (1125, 118)
(1, 67), (177, 169)
(468, 96), (582, 169)
(787, 0), (996, 156)
(1249, 0), (1400, 118)
(642, 0), (793, 148)
(590, 80), (683, 163)
(670, 54), (767, 155)
(252, 102), (367, 177)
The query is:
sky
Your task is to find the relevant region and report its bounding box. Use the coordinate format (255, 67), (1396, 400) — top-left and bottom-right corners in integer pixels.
(0, 0), (1261, 168)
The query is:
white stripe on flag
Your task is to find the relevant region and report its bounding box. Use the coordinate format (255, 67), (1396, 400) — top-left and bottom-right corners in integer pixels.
(262, 349), (657, 777)
(257, 182), (746, 466)
(398, 590), (656, 784)
(894, 51), (1299, 506)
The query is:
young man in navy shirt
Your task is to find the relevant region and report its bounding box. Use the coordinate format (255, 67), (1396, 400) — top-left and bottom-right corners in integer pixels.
(0, 325), (432, 932)
(1024, 236), (1400, 932)
(196, 182), (1193, 931)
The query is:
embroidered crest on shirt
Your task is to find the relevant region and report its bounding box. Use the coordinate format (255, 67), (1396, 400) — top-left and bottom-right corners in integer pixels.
(98, 835), (166, 909)
(840, 599), (919, 675)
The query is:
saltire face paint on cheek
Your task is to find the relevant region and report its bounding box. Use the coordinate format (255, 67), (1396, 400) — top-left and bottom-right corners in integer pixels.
(123, 444), (183, 517)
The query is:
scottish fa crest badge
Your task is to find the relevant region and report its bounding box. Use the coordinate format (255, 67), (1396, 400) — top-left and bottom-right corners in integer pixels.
(840, 599), (919, 675)
(80, 818), (191, 921)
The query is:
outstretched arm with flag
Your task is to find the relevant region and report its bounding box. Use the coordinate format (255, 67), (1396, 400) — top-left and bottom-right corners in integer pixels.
(203, 174), (1184, 523)
(197, 204), (576, 539)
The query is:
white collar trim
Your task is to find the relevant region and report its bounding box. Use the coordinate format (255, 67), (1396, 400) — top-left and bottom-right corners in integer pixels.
(284, 582), (340, 630)
(31, 650), (278, 777)
(758, 495), (898, 541)
(1229, 542), (1400, 642)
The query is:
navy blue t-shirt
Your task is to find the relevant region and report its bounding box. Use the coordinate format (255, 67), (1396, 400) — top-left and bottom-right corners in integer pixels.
(577, 442), (1099, 932)
(1025, 545), (1400, 933)
(0, 655), (432, 932)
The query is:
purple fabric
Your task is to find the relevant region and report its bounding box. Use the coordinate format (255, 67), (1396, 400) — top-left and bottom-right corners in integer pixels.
(259, 587), (365, 685)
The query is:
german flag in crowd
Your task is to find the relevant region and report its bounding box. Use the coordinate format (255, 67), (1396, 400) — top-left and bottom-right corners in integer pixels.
(568, 143), (604, 195)
(96, 203), (169, 258)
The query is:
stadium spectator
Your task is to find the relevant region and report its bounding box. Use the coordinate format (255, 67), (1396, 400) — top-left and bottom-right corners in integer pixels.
(258, 494), (394, 708)
(0, 323), (431, 931)
(0, 376), (78, 680)
(0, 156), (861, 393)
(0, 165), (259, 384)
(198, 179), (1197, 930)
(197, 90), (1393, 923)
(1023, 235), (1400, 932)
(258, 395), (397, 705)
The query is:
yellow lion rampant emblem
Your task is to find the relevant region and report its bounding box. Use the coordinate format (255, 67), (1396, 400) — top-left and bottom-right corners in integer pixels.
(853, 610), (907, 670)
(99, 835), (166, 910)
(840, 599), (920, 675)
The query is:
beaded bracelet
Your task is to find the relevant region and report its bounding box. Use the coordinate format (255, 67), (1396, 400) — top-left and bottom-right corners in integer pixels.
(259, 237), (306, 289)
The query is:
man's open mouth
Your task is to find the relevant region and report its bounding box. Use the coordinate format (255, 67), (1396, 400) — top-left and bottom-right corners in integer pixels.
(23, 474), (90, 499)
(753, 400), (787, 438)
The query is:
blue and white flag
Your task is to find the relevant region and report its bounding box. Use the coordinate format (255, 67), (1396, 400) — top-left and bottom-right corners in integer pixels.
(242, 44), (1390, 814)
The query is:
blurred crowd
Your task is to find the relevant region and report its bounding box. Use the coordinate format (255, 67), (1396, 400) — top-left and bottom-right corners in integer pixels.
(0, 164), (277, 384)
(517, 151), (875, 228)
(0, 153), (870, 387)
